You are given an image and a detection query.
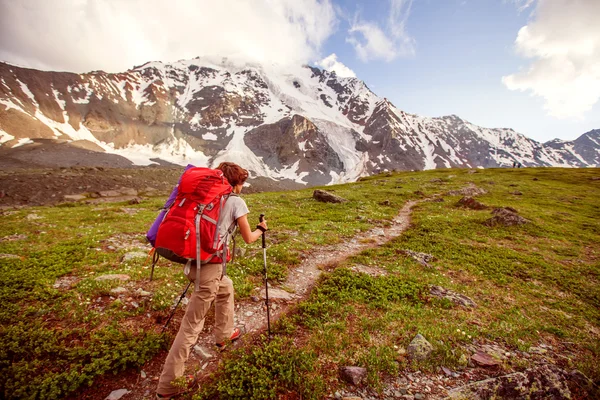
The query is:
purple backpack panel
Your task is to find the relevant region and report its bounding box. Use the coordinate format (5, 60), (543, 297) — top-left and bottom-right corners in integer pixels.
(146, 164), (195, 246)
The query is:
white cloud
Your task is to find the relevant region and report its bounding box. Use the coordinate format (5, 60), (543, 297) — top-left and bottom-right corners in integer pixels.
(0, 0), (337, 73)
(346, 0), (415, 62)
(502, 0), (600, 119)
(316, 53), (356, 77)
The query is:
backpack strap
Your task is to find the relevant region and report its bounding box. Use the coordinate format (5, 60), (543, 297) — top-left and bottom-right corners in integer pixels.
(195, 204), (206, 292)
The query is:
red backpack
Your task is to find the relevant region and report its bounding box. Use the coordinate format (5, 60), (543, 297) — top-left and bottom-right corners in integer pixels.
(155, 167), (236, 291)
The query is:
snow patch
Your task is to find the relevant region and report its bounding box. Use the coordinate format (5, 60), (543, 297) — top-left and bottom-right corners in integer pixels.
(0, 129), (15, 144)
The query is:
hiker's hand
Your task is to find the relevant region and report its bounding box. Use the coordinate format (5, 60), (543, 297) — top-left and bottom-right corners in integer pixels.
(257, 220), (268, 232)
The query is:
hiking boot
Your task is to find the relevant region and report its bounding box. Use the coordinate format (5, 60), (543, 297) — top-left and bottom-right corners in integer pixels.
(215, 327), (243, 349)
(156, 374), (198, 399)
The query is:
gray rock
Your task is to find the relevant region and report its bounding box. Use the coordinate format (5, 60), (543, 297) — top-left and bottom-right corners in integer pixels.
(313, 189), (348, 203)
(407, 334), (433, 360)
(193, 345), (213, 360)
(95, 274), (130, 281)
(64, 194), (86, 201)
(340, 366), (367, 385)
(120, 188), (138, 196)
(447, 184), (486, 196)
(105, 389), (129, 400)
(484, 207), (529, 227)
(401, 250), (436, 267)
(0, 253), (20, 259)
(260, 287), (296, 302)
(447, 364), (571, 399)
(429, 285), (477, 308)
(135, 288), (152, 297)
(414, 394), (425, 400)
(98, 190), (121, 197)
(121, 251), (148, 262)
(110, 287), (128, 295)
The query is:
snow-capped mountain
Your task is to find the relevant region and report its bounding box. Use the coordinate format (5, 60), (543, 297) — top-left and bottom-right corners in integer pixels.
(0, 57), (598, 185)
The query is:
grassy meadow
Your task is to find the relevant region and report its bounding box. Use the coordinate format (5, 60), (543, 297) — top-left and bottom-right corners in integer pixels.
(0, 167), (598, 399)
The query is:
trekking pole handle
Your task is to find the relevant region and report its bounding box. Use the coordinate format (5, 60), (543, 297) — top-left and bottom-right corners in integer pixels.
(259, 214), (266, 248)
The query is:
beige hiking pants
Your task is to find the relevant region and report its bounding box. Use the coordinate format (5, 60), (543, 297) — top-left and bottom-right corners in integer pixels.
(157, 263), (234, 396)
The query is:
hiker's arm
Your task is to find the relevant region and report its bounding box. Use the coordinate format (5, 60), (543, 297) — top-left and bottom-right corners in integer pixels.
(237, 214), (267, 244)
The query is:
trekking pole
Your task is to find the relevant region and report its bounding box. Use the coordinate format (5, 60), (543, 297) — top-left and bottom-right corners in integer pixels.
(260, 214), (271, 338)
(161, 281), (192, 334)
(149, 249), (159, 281)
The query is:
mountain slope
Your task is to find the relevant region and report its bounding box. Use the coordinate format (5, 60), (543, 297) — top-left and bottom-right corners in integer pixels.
(0, 57), (598, 184)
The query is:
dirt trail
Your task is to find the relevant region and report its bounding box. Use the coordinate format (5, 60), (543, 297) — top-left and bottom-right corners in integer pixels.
(92, 200), (418, 400)
(186, 202), (416, 388)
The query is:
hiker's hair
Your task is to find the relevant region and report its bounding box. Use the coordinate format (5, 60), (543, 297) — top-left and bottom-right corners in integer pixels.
(216, 162), (249, 187)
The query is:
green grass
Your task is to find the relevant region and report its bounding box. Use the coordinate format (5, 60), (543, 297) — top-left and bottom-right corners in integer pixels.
(0, 167), (599, 399)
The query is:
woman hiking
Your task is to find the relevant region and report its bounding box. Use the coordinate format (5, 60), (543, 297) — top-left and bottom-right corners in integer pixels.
(156, 162), (268, 399)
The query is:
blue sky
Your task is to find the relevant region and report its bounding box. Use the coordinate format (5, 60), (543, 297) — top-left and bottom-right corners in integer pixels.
(316, 0), (600, 142)
(1, 0), (598, 143)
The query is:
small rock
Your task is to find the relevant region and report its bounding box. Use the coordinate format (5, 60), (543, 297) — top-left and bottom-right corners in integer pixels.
(260, 288), (295, 302)
(193, 345), (213, 360)
(528, 346), (548, 354)
(121, 251), (148, 262)
(471, 351), (501, 367)
(141, 370), (147, 379)
(135, 288), (152, 297)
(429, 285), (477, 308)
(130, 301), (139, 308)
(128, 197), (142, 205)
(120, 188), (138, 196)
(64, 194), (87, 201)
(407, 334), (433, 360)
(340, 366), (367, 385)
(401, 250), (435, 267)
(251, 296), (260, 302)
(414, 394), (424, 400)
(98, 190), (121, 198)
(110, 287), (128, 295)
(0, 254), (20, 259)
(372, 228), (385, 236)
(26, 213), (42, 220)
(245, 311), (254, 317)
(105, 389), (129, 400)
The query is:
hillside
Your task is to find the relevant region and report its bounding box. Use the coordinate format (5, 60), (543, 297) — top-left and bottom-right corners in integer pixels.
(0, 167), (599, 399)
(1, 58), (599, 186)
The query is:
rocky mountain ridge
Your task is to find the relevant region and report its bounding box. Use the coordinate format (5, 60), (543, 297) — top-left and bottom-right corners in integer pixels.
(0, 57), (598, 185)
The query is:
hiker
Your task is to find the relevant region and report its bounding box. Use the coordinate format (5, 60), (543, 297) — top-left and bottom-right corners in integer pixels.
(156, 162), (268, 399)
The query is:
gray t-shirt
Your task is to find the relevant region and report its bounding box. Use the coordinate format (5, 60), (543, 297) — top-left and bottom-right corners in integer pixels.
(218, 194), (249, 245)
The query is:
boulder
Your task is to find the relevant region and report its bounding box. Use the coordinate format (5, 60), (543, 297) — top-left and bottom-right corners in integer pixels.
(429, 286), (477, 308)
(446, 364), (571, 399)
(407, 334), (433, 360)
(456, 196), (487, 210)
(484, 207), (529, 227)
(340, 366), (367, 385)
(313, 189), (348, 204)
